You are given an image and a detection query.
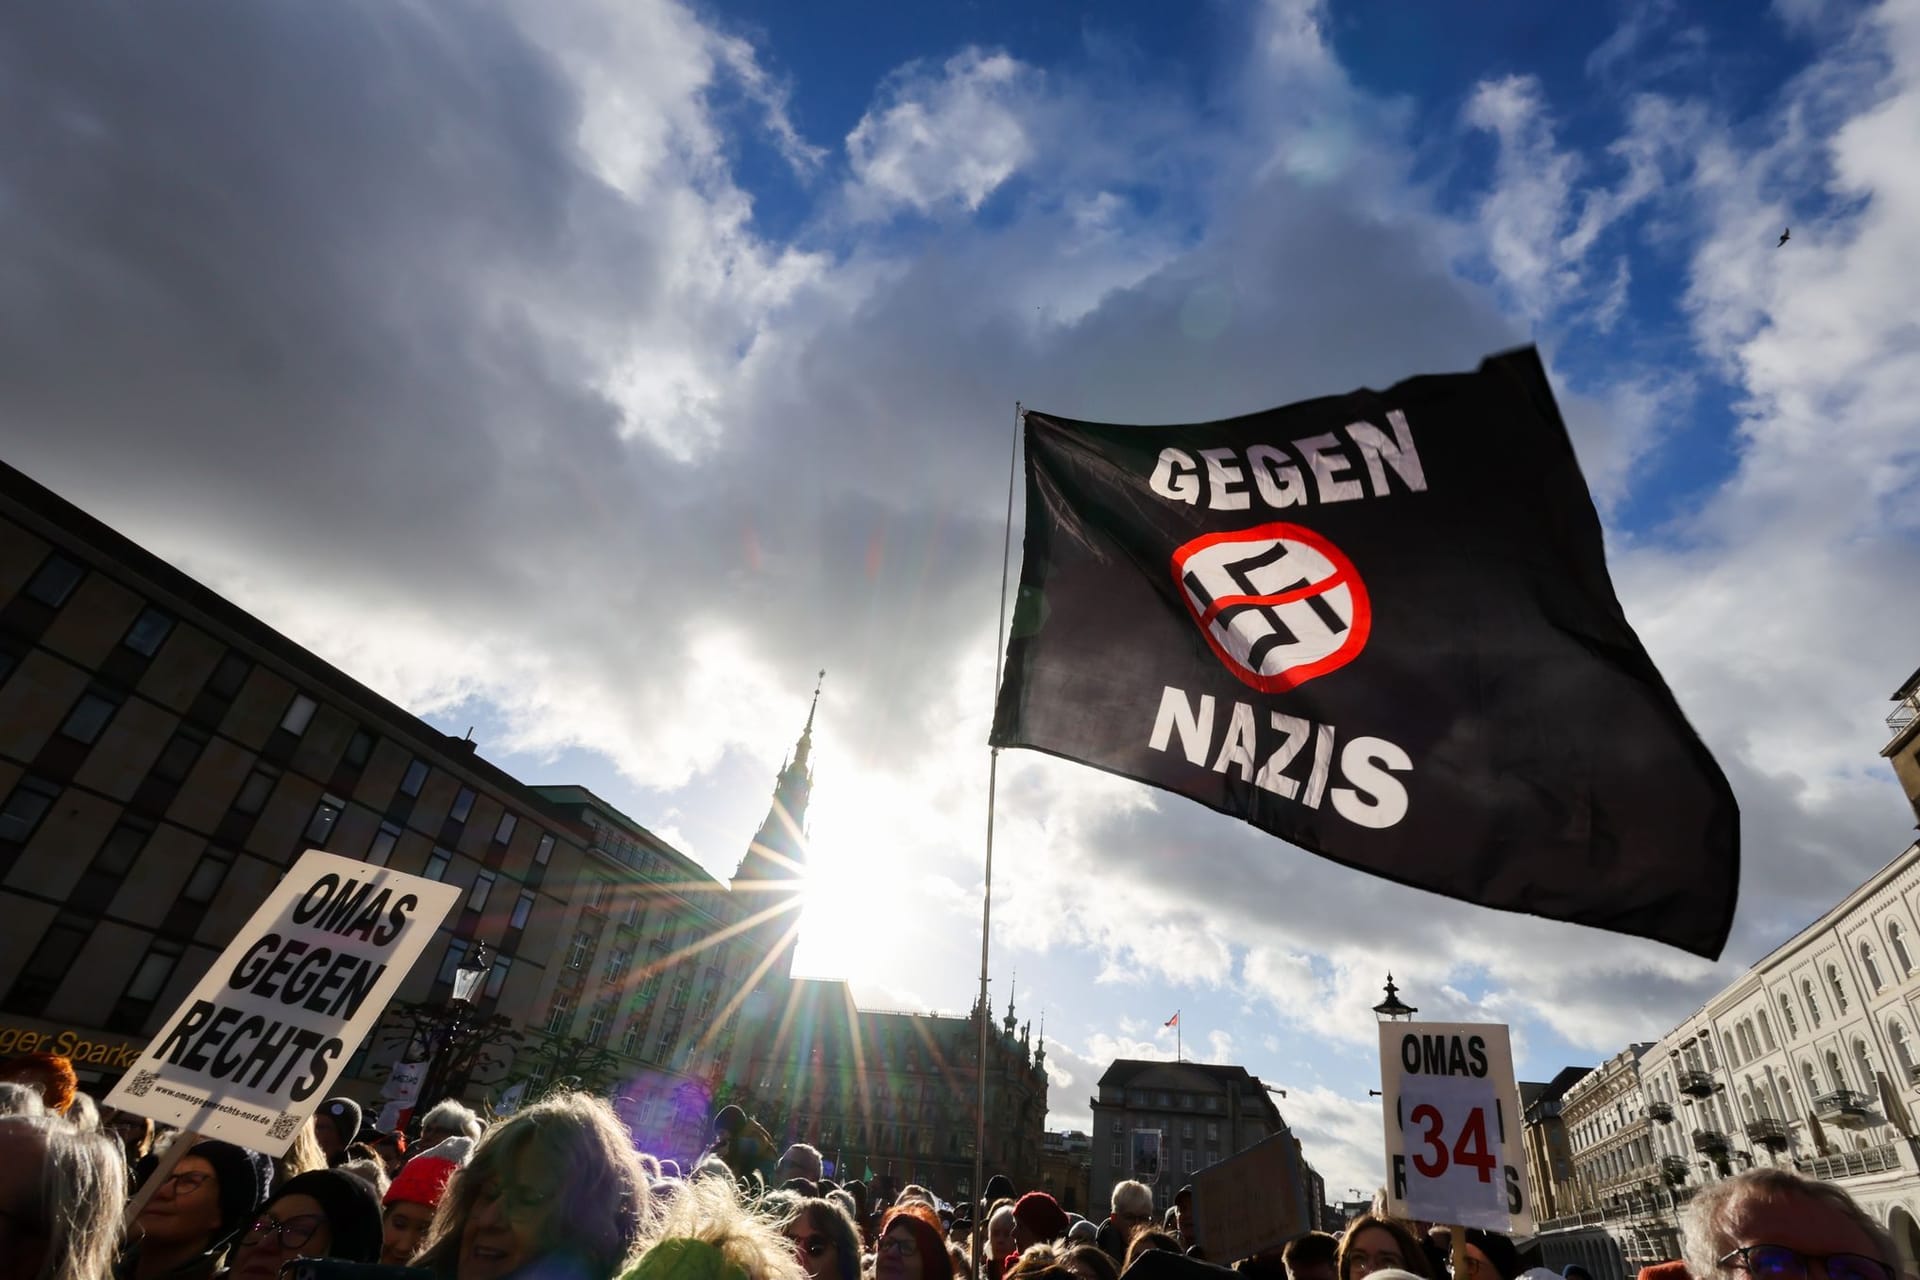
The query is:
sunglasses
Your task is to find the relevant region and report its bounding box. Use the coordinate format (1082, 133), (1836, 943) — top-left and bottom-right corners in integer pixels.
(791, 1233), (833, 1258)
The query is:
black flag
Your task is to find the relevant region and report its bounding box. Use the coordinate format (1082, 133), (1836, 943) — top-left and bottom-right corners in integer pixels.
(991, 347), (1738, 958)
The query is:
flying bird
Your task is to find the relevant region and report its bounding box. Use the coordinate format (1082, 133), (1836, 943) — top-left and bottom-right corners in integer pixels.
(1778, 227), (1790, 247)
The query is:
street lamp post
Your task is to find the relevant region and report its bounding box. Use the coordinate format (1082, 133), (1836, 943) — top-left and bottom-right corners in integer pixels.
(416, 942), (494, 1120)
(1371, 974), (1418, 1022)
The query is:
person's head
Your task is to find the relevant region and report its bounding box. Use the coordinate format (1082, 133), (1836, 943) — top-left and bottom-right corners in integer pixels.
(1015, 1193), (1072, 1251)
(985, 1176), (1017, 1205)
(1008, 1243), (1080, 1280)
(420, 1099), (485, 1150)
(1337, 1216), (1429, 1280)
(1458, 1232), (1519, 1280)
(278, 1115), (328, 1181)
(415, 1090), (649, 1280)
(1285, 1231), (1341, 1280)
(311, 1098), (361, 1159)
(340, 1154), (392, 1200)
(1681, 1168), (1897, 1280)
(779, 1145), (827, 1186)
(383, 1156), (458, 1266)
(100, 1106), (153, 1166)
(0, 1083), (45, 1118)
(1560, 1267), (1592, 1280)
(990, 1205), (1019, 1261)
(784, 1196), (862, 1280)
(0, 1113), (125, 1280)
(878, 1203), (952, 1280)
(1123, 1230), (1182, 1273)
(225, 1168), (383, 1279)
(372, 1130), (408, 1176)
(1109, 1181), (1154, 1238)
(0, 1054), (77, 1116)
(134, 1139), (273, 1261)
(625, 1172), (808, 1280)
(1069, 1220), (1100, 1247)
(1066, 1244), (1122, 1280)
(61, 1092), (99, 1134)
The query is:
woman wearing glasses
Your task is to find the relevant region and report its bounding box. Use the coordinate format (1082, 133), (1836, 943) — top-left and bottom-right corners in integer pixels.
(412, 1091), (649, 1280)
(875, 1203), (956, 1280)
(117, 1139), (271, 1280)
(222, 1168), (383, 1279)
(782, 1197), (862, 1280)
(1334, 1214), (1431, 1280)
(1680, 1169), (1898, 1280)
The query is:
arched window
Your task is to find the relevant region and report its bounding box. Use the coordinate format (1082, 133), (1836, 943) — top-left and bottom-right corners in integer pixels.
(1829, 964), (1850, 1015)
(1724, 1033), (1740, 1067)
(1740, 1092), (1757, 1123)
(1802, 1059), (1821, 1099)
(1759, 1009), (1778, 1050)
(1892, 1021), (1916, 1077)
(1863, 944), (1885, 993)
(1854, 1038), (1875, 1091)
(1826, 1050), (1846, 1092)
(1740, 1021), (1759, 1059)
(1803, 979), (1824, 1028)
(1780, 1074), (1796, 1118)
(1704, 1036), (1720, 1068)
(1893, 921), (1914, 978)
(1781, 992), (1800, 1037)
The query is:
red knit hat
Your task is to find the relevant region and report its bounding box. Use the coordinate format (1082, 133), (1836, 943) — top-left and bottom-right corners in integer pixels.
(1013, 1192), (1070, 1243)
(384, 1156), (457, 1210)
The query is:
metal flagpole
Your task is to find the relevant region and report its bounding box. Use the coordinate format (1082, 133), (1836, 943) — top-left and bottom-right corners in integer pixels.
(973, 400), (1022, 1280)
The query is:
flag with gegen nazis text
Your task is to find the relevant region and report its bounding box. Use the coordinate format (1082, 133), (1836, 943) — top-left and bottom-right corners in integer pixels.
(989, 347), (1739, 958)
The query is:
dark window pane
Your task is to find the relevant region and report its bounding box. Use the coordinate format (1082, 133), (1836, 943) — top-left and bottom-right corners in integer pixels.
(124, 942), (183, 1001)
(342, 729), (374, 768)
(206, 652), (251, 699)
(280, 694), (317, 735)
(122, 607), (174, 657)
(449, 787), (476, 823)
(233, 769), (275, 815)
(494, 812), (517, 844)
(484, 956), (512, 1000)
(367, 822), (400, 867)
(424, 849), (451, 881)
(534, 833), (553, 865)
(437, 939), (470, 985)
(304, 795), (344, 845)
(400, 759), (429, 797)
(151, 730), (205, 783)
(60, 691), (120, 744)
(511, 890), (535, 930)
(24, 554), (84, 607)
(94, 823), (151, 877)
(0, 777), (61, 843)
(181, 854), (231, 905)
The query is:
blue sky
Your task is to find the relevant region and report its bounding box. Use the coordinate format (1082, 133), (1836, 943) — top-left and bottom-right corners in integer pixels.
(4, 0), (1918, 1196)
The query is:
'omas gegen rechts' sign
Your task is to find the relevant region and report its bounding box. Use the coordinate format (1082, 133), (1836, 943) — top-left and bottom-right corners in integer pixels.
(1377, 1021), (1534, 1235)
(104, 850), (461, 1155)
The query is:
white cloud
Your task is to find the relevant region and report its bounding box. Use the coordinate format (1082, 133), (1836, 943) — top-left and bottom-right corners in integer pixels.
(844, 48), (1036, 218)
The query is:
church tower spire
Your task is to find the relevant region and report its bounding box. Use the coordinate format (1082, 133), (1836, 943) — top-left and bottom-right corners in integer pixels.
(732, 672), (823, 985)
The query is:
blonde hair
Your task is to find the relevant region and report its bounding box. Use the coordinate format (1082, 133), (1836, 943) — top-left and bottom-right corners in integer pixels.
(416, 1090), (650, 1278)
(634, 1173), (808, 1280)
(1681, 1169), (1896, 1280)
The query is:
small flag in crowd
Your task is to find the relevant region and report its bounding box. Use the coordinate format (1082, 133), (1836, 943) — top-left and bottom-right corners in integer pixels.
(1164, 1012), (1180, 1028)
(991, 347), (1738, 958)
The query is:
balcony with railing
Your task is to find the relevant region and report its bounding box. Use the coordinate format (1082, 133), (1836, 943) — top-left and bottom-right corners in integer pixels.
(1889, 692), (1919, 749)
(1678, 1069), (1716, 1097)
(1692, 1129), (1731, 1156)
(1813, 1089), (1875, 1130)
(1649, 1100), (1675, 1124)
(1798, 1143), (1901, 1180)
(1661, 1154), (1692, 1183)
(1745, 1117), (1791, 1150)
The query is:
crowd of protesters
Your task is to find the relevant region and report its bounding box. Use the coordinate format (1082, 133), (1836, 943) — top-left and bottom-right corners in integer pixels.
(0, 1049), (1907, 1280)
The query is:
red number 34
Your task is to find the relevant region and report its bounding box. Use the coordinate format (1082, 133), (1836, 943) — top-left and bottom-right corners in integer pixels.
(1408, 1104), (1497, 1182)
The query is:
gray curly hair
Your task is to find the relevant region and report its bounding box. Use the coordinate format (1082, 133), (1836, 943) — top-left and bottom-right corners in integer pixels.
(1680, 1168), (1896, 1280)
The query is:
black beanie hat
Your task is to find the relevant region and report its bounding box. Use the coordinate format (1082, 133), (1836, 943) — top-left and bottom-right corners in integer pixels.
(317, 1097), (362, 1140)
(187, 1140), (274, 1244)
(1463, 1230), (1522, 1280)
(273, 1170), (383, 1262)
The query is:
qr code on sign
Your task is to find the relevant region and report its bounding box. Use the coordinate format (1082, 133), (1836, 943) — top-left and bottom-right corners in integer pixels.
(124, 1071), (159, 1098)
(268, 1114), (301, 1142)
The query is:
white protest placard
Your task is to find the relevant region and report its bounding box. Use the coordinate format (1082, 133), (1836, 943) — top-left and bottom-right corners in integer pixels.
(104, 850), (462, 1155)
(1378, 1021), (1534, 1234)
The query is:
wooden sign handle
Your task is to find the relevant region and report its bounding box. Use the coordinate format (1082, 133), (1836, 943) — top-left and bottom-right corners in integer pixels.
(1449, 1225), (1468, 1280)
